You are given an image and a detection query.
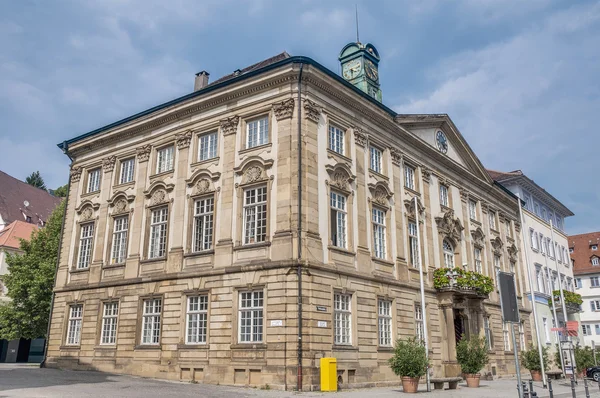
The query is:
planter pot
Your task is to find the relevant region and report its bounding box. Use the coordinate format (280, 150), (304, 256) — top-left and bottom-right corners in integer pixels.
(401, 376), (420, 393)
(464, 374), (481, 388)
(530, 370), (542, 382)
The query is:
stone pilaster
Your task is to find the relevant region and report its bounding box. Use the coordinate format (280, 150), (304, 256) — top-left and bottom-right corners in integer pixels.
(354, 127), (370, 273)
(125, 146), (150, 278)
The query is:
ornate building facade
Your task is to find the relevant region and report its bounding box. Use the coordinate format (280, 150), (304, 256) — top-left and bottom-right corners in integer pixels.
(46, 45), (532, 390)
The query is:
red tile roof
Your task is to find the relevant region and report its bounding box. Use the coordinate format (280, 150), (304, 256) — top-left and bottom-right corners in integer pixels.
(0, 170), (62, 228)
(570, 231), (600, 275)
(210, 52), (291, 86)
(486, 169), (523, 181)
(0, 220), (38, 250)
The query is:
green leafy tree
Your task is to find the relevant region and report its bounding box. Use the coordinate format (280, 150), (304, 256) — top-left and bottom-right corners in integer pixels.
(388, 336), (429, 378)
(521, 344), (550, 371)
(457, 334), (489, 375)
(25, 171), (47, 191)
(575, 345), (595, 373)
(0, 200), (64, 339)
(52, 184), (68, 198)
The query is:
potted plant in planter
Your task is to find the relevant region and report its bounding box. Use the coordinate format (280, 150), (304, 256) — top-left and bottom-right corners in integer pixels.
(521, 345), (550, 381)
(456, 334), (489, 387)
(389, 337), (428, 393)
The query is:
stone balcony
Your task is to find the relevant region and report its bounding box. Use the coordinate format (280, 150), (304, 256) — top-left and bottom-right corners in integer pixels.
(433, 267), (494, 298)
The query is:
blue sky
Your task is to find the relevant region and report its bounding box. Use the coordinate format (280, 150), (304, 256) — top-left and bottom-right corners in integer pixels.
(1, 0), (599, 234)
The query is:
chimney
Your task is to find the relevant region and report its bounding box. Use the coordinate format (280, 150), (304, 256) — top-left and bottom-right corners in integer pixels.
(194, 71), (210, 91)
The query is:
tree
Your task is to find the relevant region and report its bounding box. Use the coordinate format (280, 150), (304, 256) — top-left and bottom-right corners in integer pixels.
(0, 199), (64, 339)
(25, 171), (47, 191)
(52, 184), (68, 198)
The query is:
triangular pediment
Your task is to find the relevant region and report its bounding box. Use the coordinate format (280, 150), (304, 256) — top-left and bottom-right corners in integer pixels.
(395, 114), (493, 184)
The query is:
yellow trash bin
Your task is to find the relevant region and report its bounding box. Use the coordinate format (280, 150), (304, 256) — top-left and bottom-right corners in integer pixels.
(320, 357), (337, 392)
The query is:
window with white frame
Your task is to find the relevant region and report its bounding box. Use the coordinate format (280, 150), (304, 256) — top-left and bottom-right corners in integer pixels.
(372, 207), (386, 259)
(156, 146), (174, 174)
(556, 243), (561, 263)
(474, 247), (482, 273)
(77, 223), (94, 269)
(439, 184), (449, 207)
(575, 278), (582, 289)
(246, 116), (269, 149)
(484, 317), (492, 350)
(489, 211), (497, 230)
(519, 323), (526, 351)
(141, 298), (162, 345)
(334, 293), (351, 345)
(110, 216), (128, 264)
(503, 323), (510, 351)
(186, 295), (208, 344)
(591, 300), (600, 311)
(415, 303), (424, 342)
(567, 277), (573, 292)
(563, 248), (568, 265)
(494, 254), (501, 271)
(595, 325), (600, 335)
(536, 266), (546, 293)
(328, 124), (345, 155)
(469, 200), (477, 220)
(378, 299), (392, 346)
(592, 276), (600, 287)
(239, 291), (263, 343)
(243, 186), (267, 245)
(87, 168), (101, 193)
(593, 245), (598, 251)
(100, 302), (118, 345)
(569, 247), (574, 253)
(543, 317), (550, 343)
(593, 257), (600, 266)
(192, 197), (214, 252)
(330, 191), (347, 249)
(443, 239), (454, 268)
(369, 145), (382, 174)
(148, 207), (168, 259)
(540, 234), (546, 255)
(119, 158), (135, 184)
(198, 131), (218, 161)
(66, 304), (83, 345)
(548, 238), (555, 258)
(408, 222), (419, 268)
(551, 273), (557, 291)
(404, 164), (415, 190)
(583, 324), (592, 336)
(530, 229), (538, 250)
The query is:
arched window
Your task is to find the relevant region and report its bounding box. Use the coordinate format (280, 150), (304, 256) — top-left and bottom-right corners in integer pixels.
(443, 239), (455, 268)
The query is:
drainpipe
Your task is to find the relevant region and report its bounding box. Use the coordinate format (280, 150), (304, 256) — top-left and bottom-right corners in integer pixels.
(41, 141), (73, 368)
(296, 63), (304, 392)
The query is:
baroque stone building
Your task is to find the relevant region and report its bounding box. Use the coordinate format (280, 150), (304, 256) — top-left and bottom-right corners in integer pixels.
(46, 44), (532, 390)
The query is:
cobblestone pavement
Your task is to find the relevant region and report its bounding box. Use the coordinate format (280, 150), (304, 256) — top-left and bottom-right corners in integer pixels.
(2, 365), (600, 398)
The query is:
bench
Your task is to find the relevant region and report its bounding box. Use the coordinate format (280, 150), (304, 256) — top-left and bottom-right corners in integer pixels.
(431, 377), (462, 390)
(546, 371), (563, 380)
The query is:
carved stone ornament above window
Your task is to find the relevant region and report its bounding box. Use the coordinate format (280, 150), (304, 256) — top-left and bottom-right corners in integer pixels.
(353, 127), (368, 147)
(507, 243), (518, 261)
(176, 130), (192, 149)
(435, 209), (464, 243)
(459, 187), (469, 202)
(70, 166), (83, 183)
(143, 181), (175, 206)
(151, 189), (168, 206)
(368, 182), (393, 208)
(498, 211), (506, 223)
(303, 99), (321, 123)
(186, 169), (221, 196)
(107, 191), (135, 214)
(136, 144), (152, 163)
(490, 236), (504, 255)
(102, 156), (117, 172)
(404, 196), (426, 219)
(438, 176), (451, 187)
(75, 200), (100, 220)
(220, 115), (240, 136)
(233, 156), (274, 188)
(471, 227), (486, 248)
(421, 167), (432, 183)
(481, 201), (490, 214)
(273, 98), (294, 121)
(390, 147), (402, 166)
(325, 163), (355, 193)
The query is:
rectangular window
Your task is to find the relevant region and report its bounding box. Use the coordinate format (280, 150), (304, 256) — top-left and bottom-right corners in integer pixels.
(489, 211), (497, 230)
(156, 146), (174, 174)
(543, 317), (550, 343)
(530, 229), (538, 250)
(519, 323), (526, 351)
(415, 303), (424, 342)
(409, 222), (419, 268)
(334, 293), (351, 345)
(439, 184), (449, 207)
(87, 168), (101, 193)
(404, 165), (415, 190)
(575, 278), (582, 289)
(141, 298), (162, 345)
(592, 300), (600, 311)
(110, 216), (128, 264)
(593, 258), (600, 266)
(595, 325), (600, 335)
(100, 302), (118, 345)
(469, 200), (477, 220)
(474, 247), (482, 273)
(583, 324), (591, 336)
(243, 186), (267, 245)
(503, 323), (510, 351)
(593, 277), (600, 287)
(330, 191), (347, 249)
(548, 239), (555, 258)
(484, 317), (492, 349)
(246, 117), (269, 149)
(77, 223), (94, 269)
(239, 291), (263, 343)
(494, 254), (501, 271)
(186, 295), (208, 344)
(192, 197), (214, 252)
(198, 131), (218, 161)
(372, 207), (386, 259)
(119, 158), (135, 184)
(369, 145), (382, 173)
(148, 207), (168, 259)
(378, 300), (392, 346)
(66, 305), (83, 345)
(540, 234), (546, 255)
(536, 266), (545, 293)
(328, 125), (345, 155)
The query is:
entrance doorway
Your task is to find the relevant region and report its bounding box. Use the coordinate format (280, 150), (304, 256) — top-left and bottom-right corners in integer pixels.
(453, 309), (466, 346)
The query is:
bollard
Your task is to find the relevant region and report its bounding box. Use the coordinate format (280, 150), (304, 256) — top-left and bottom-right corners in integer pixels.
(584, 377), (590, 398)
(529, 379), (535, 396)
(571, 377), (576, 398)
(548, 378), (554, 398)
(522, 381), (529, 398)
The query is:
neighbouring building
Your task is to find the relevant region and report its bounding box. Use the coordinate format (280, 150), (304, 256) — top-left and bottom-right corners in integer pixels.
(0, 220), (39, 300)
(46, 43), (533, 390)
(571, 231), (600, 347)
(488, 170), (578, 368)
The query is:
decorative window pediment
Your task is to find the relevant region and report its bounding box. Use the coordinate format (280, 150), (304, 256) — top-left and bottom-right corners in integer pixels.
(75, 200), (100, 221)
(404, 196), (425, 219)
(507, 243), (518, 261)
(490, 236), (504, 255)
(186, 169), (221, 196)
(368, 181), (393, 208)
(325, 163), (355, 193)
(234, 156), (274, 187)
(107, 191), (135, 215)
(471, 227), (486, 248)
(435, 209), (464, 243)
(143, 181), (175, 207)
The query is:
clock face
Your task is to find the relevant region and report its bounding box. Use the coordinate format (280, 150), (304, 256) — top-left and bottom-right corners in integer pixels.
(365, 59), (378, 82)
(342, 59), (362, 80)
(436, 130), (448, 154)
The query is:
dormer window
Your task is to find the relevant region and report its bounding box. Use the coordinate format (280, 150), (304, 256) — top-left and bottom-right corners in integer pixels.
(593, 257), (599, 266)
(593, 245), (598, 251)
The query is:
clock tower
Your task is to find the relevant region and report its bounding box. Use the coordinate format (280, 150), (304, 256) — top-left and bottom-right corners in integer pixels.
(339, 42), (382, 102)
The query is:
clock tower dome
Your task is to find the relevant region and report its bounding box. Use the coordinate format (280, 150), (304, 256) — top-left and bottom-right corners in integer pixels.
(339, 42), (382, 102)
